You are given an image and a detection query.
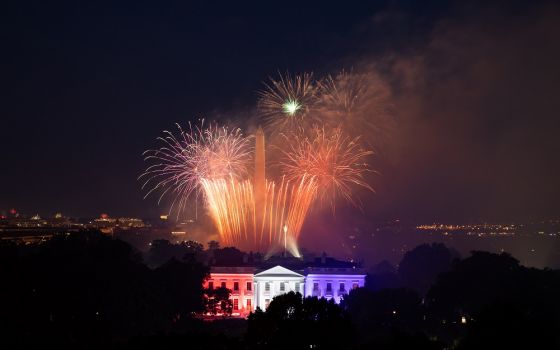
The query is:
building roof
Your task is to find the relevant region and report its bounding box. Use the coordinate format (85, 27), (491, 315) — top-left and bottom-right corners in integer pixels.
(210, 266), (256, 274)
(254, 265), (304, 278)
(207, 252), (364, 276)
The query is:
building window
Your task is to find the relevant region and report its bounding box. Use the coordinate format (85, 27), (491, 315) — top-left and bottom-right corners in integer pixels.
(208, 281), (214, 290)
(339, 283), (345, 292)
(313, 282), (319, 291)
(295, 282), (300, 292)
(265, 282), (270, 292)
(233, 298), (239, 310)
(326, 283), (332, 293)
(221, 281), (226, 289)
(246, 299), (251, 310)
(247, 281), (252, 291)
(265, 299), (270, 309)
(280, 282), (285, 291)
(352, 282), (359, 289)
(234, 282), (239, 291)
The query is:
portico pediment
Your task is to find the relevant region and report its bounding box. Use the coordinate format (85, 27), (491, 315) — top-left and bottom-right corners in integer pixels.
(254, 265), (303, 278)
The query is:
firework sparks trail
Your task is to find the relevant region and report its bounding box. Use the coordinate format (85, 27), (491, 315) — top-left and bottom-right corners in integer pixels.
(140, 122), (318, 256)
(139, 121), (252, 219)
(201, 176), (316, 256)
(280, 126), (374, 209)
(257, 72), (320, 132)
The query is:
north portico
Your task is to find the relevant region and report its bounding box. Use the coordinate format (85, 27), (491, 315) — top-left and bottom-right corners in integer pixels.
(253, 265), (305, 310)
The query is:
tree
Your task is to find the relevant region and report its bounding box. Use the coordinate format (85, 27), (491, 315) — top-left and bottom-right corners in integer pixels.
(213, 247), (245, 266)
(147, 239), (204, 267)
(0, 231), (210, 347)
(399, 243), (458, 295)
(153, 257), (209, 322)
(342, 287), (424, 336)
(457, 302), (559, 349)
(207, 240), (220, 250)
(204, 287), (232, 316)
(341, 287), (446, 349)
(367, 260), (401, 291)
(246, 292), (353, 349)
(427, 251), (523, 320)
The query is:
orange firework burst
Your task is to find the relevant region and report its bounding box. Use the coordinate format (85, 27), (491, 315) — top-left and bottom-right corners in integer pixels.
(257, 72), (320, 132)
(139, 121), (252, 219)
(280, 126), (374, 209)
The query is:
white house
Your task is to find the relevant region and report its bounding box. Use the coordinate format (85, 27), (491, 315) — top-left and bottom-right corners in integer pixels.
(204, 256), (367, 315)
(253, 265), (305, 310)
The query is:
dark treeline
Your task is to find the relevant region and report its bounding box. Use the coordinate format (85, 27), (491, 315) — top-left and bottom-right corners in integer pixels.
(1, 232), (559, 349)
(0, 231), (209, 348)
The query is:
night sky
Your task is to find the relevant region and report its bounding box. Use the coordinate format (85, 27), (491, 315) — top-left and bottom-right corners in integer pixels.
(2, 0), (559, 223)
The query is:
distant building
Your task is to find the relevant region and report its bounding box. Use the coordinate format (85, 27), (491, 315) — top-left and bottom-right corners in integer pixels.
(92, 215), (145, 235)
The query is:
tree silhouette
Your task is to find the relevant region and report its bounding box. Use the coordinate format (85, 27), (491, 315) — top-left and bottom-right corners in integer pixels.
(457, 302), (559, 349)
(427, 251), (560, 344)
(212, 247), (245, 266)
(0, 231), (209, 347)
(342, 287), (424, 341)
(147, 239), (204, 267)
(399, 243), (458, 295)
(427, 251), (523, 320)
(204, 287), (233, 316)
(367, 260), (401, 291)
(247, 292), (353, 349)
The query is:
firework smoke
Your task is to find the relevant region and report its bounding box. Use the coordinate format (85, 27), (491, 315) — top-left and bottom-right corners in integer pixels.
(316, 70), (394, 147)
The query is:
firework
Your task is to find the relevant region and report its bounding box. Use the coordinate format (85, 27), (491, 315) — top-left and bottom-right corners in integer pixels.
(257, 72), (320, 132)
(201, 176), (316, 256)
(139, 121), (253, 219)
(280, 126), (374, 209)
(141, 69), (383, 256)
(316, 70), (393, 145)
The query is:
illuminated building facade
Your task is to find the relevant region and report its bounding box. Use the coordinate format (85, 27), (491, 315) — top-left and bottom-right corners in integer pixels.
(253, 265), (305, 310)
(304, 267), (365, 304)
(204, 266), (256, 317)
(204, 257), (366, 317)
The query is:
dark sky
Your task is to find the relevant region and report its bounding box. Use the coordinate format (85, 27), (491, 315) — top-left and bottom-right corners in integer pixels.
(1, 0), (559, 223)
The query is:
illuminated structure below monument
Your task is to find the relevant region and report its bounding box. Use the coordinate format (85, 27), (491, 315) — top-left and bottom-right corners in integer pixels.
(254, 266), (305, 311)
(204, 255), (366, 317)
